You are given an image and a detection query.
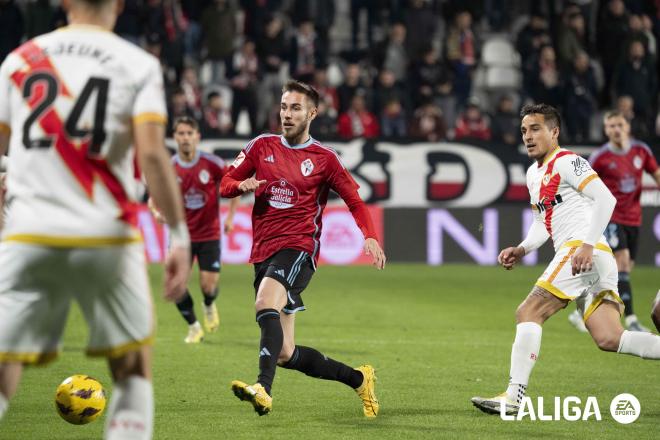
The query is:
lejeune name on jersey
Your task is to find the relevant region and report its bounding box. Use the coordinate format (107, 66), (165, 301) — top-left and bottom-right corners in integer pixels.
(42, 41), (113, 65)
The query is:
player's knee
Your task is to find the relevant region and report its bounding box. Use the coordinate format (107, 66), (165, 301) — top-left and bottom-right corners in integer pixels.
(515, 302), (531, 323)
(254, 297), (272, 311)
(277, 345), (295, 365)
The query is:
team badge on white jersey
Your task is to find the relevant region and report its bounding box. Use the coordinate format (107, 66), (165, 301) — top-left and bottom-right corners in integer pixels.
(301, 158), (314, 176)
(199, 169), (210, 184)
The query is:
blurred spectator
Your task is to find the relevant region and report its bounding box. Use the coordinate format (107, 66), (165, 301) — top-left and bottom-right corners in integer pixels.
(311, 101), (338, 138)
(454, 98), (491, 141)
(380, 99), (407, 138)
(490, 95), (519, 146)
(624, 14), (655, 58)
(615, 95), (650, 140)
(167, 88), (197, 134)
(639, 15), (656, 58)
(516, 13), (551, 62)
(311, 68), (339, 117)
(409, 102), (447, 142)
(241, 0), (283, 39)
(444, 10), (478, 109)
(557, 6), (587, 69)
(597, 0), (629, 105)
(162, 0), (188, 81)
(180, 66), (203, 120)
(372, 22), (408, 83)
(201, 0), (238, 83)
(289, 0), (335, 62)
(408, 46), (455, 124)
(351, 0), (378, 51)
(612, 40), (657, 133)
(563, 51), (599, 142)
(202, 91), (233, 137)
(527, 45), (562, 109)
(256, 14), (287, 129)
(0, 0), (24, 64)
(289, 21), (323, 83)
(372, 69), (408, 119)
(114, 0), (144, 46)
(229, 40), (260, 133)
(404, 0), (438, 62)
(338, 94), (380, 139)
(25, 0), (54, 39)
(337, 63), (371, 113)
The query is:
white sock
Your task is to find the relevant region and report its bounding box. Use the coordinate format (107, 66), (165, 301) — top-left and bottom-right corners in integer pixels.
(617, 330), (660, 359)
(104, 376), (154, 440)
(0, 392), (8, 420)
(506, 322), (542, 403)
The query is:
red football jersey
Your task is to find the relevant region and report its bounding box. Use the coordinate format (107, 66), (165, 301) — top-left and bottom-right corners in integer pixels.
(220, 134), (377, 265)
(589, 141), (658, 226)
(173, 151), (227, 241)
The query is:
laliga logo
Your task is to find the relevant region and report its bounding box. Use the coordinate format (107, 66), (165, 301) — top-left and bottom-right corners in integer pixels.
(500, 397), (602, 421)
(500, 394), (641, 423)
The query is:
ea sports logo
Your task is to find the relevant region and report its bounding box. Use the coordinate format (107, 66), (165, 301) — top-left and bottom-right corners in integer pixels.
(610, 393), (640, 424)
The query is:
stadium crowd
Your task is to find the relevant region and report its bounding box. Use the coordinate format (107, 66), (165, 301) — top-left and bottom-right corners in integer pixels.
(1, 0), (659, 145)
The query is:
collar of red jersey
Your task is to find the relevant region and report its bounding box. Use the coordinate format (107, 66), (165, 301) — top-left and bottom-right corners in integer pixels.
(175, 151), (201, 168)
(279, 135), (315, 149)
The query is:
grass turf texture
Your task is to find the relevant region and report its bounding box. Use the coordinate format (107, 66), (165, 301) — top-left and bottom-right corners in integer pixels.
(3, 264), (659, 439)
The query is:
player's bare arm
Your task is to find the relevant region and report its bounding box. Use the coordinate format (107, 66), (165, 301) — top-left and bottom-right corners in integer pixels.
(654, 169), (660, 187)
(238, 177), (267, 193)
(135, 121), (190, 302)
(224, 196), (240, 233)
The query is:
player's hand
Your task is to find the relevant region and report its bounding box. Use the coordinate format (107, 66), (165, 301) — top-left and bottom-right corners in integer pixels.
(364, 238), (386, 270)
(238, 177), (267, 193)
(224, 217), (234, 234)
(147, 197), (167, 224)
(163, 245), (190, 302)
(498, 246), (525, 270)
(571, 244), (593, 275)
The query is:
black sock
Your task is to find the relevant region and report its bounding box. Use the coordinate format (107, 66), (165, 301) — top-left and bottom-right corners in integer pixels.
(256, 309), (282, 395)
(202, 287), (218, 306)
(618, 272), (633, 316)
(175, 291), (197, 325)
(280, 345), (363, 389)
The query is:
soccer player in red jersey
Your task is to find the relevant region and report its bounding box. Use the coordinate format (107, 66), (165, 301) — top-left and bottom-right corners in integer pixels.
(568, 111), (660, 333)
(152, 116), (238, 343)
(221, 80), (386, 417)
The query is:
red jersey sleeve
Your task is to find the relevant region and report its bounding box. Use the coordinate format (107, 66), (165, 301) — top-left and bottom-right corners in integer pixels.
(643, 147), (659, 174)
(326, 155), (378, 240)
(220, 147), (256, 198)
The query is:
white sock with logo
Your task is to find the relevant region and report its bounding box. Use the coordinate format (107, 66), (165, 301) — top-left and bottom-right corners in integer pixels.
(104, 376), (153, 440)
(506, 322), (542, 403)
(0, 392), (8, 420)
(617, 330), (660, 359)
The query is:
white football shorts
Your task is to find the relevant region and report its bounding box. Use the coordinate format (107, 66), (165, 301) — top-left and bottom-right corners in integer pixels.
(0, 241), (154, 364)
(535, 241), (623, 322)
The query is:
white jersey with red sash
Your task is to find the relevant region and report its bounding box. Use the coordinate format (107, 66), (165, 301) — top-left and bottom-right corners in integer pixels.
(527, 147), (609, 252)
(0, 25), (166, 246)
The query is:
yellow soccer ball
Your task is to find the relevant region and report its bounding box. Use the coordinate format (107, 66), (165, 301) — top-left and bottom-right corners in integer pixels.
(55, 375), (106, 425)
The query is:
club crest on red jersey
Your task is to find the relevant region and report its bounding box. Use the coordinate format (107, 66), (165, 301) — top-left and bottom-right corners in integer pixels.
(301, 158), (314, 176)
(199, 169), (210, 184)
(633, 155), (642, 169)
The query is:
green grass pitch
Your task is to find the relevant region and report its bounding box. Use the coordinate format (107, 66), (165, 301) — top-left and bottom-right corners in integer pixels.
(2, 264), (659, 439)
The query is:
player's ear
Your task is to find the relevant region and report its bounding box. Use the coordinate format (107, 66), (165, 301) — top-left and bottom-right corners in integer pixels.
(308, 106), (318, 122)
(551, 126), (559, 140)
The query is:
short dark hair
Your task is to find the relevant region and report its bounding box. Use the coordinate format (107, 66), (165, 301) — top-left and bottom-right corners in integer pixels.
(173, 116), (199, 132)
(603, 110), (628, 122)
(520, 103), (561, 131)
(282, 80), (320, 107)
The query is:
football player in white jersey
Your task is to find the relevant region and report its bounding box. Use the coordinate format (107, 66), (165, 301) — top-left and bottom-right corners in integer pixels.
(471, 104), (660, 416)
(0, 1), (190, 439)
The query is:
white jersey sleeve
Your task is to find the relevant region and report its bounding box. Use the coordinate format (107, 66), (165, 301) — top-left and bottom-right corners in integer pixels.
(555, 154), (599, 193)
(132, 58), (167, 125)
(0, 53), (18, 136)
